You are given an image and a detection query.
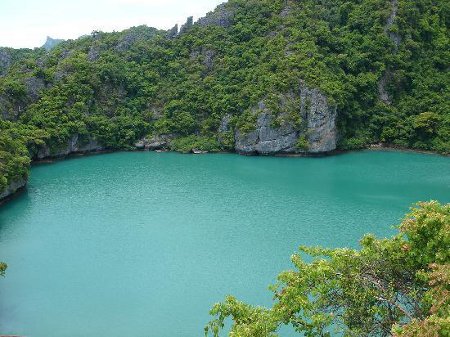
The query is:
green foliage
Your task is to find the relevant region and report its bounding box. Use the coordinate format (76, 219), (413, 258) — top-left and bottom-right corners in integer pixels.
(295, 135), (309, 151)
(205, 201), (450, 337)
(236, 110), (258, 135)
(0, 0), (448, 192)
(170, 135), (221, 153)
(0, 121), (34, 192)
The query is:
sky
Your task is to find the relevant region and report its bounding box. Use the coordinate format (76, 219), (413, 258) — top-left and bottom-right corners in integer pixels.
(0, 0), (225, 49)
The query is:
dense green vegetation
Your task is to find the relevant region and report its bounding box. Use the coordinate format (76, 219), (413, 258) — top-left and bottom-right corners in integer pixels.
(0, 0), (449, 194)
(205, 201), (450, 337)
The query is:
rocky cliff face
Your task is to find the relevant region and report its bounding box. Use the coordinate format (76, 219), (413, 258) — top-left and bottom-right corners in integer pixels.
(0, 178), (27, 201)
(235, 112), (298, 155)
(196, 3), (234, 28)
(0, 75), (46, 121)
(42, 36), (64, 51)
(33, 134), (104, 160)
(0, 48), (12, 75)
(378, 0), (401, 104)
(301, 83), (338, 153)
(234, 83), (337, 155)
(135, 135), (172, 151)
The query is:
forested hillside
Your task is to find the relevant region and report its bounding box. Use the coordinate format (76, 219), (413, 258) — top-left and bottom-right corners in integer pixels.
(0, 0), (449, 197)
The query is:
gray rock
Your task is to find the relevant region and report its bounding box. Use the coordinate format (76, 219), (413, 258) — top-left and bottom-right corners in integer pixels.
(0, 48), (12, 75)
(0, 76), (45, 121)
(25, 76), (45, 100)
(299, 81), (337, 153)
(166, 24), (178, 39)
(135, 139), (146, 150)
(196, 3), (234, 28)
(280, 3), (292, 18)
(115, 26), (159, 52)
(42, 36), (64, 51)
(385, 0), (401, 49)
(135, 135), (171, 151)
(35, 134), (104, 160)
(190, 48), (216, 70)
(235, 113), (298, 155)
(87, 45), (100, 61)
(0, 177), (27, 201)
(235, 82), (337, 155)
(378, 0), (401, 104)
(180, 17), (194, 34)
(219, 114), (231, 133)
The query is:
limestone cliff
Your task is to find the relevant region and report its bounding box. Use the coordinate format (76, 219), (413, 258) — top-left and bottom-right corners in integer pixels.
(0, 178), (27, 202)
(378, 0), (401, 105)
(33, 134), (104, 160)
(42, 36), (64, 51)
(196, 3), (234, 28)
(234, 82), (337, 155)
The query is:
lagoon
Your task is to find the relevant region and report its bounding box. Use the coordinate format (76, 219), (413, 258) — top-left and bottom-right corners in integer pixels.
(0, 151), (449, 337)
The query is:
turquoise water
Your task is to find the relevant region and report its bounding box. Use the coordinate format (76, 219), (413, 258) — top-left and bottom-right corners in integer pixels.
(0, 151), (449, 337)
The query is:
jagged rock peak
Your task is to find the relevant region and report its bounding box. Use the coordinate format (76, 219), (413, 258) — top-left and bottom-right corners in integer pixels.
(42, 36), (64, 51)
(180, 16), (194, 34)
(196, 2), (234, 28)
(166, 24), (179, 39)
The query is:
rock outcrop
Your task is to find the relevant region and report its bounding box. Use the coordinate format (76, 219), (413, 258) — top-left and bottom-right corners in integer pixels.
(0, 48), (12, 76)
(235, 83), (337, 155)
(0, 178), (27, 201)
(190, 48), (216, 70)
(42, 36), (64, 51)
(300, 83), (338, 153)
(135, 135), (172, 151)
(33, 134), (104, 160)
(0, 74), (46, 121)
(378, 0), (401, 105)
(235, 112), (298, 155)
(166, 24), (179, 39)
(180, 17), (194, 34)
(196, 3), (234, 28)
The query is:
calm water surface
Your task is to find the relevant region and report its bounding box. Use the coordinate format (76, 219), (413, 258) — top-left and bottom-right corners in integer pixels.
(0, 151), (449, 337)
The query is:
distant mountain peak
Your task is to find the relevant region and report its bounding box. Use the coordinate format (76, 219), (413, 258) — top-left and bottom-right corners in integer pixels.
(42, 36), (64, 51)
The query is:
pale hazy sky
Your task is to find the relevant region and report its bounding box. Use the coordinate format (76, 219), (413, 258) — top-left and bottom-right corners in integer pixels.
(0, 0), (225, 49)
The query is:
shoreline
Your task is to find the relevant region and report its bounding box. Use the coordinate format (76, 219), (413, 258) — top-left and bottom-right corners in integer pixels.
(0, 185), (27, 206)
(1, 144), (448, 206)
(367, 144), (449, 157)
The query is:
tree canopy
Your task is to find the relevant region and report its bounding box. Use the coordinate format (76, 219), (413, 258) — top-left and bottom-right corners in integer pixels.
(205, 201), (450, 337)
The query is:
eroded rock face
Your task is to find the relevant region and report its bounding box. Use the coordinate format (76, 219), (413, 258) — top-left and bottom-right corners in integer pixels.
(25, 76), (45, 101)
(0, 178), (27, 201)
(42, 36), (64, 51)
(378, 0), (401, 105)
(196, 3), (234, 28)
(300, 82), (337, 153)
(134, 135), (172, 151)
(0, 75), (46, 121)
(0, 48), (12, 76)
(235, 113), (298, 155)
(235, 83), (337, 155)
(34, 134), (104, 160)
(180, 17), (194, 34)
(190, 48), (216, 70)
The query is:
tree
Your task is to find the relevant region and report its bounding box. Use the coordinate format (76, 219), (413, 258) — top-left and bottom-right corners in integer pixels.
(205, 201), (450, 337)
